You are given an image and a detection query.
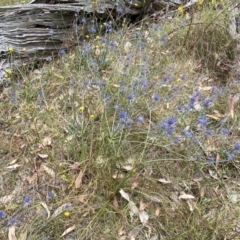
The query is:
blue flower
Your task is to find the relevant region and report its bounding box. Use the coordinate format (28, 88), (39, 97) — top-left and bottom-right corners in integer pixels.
(160, 121), (168, 130)
(9, 90), (17, 103)
(198, 116), (208, 126)
(109, 41), (115, 47)
(152, 93), (160, 102)
(137, 115), (144, 124)
(208, 156), (216, 163)
(160, 35), (167, 42)
(212, 86), (219, 95)
(83, 79), (89, 86)
(162, 76), (170, 83)
(83, 44), (90, 54)
(234, 144), (240, 151)
(226, 152), (235, 160)
(23, 196), (31, 205)
(0, 211), (5, 218)
(81, 17), (86, 24)
(190, 96), (196, 103)
(137, 42), (144, 49)
(47, 192), (53, 198)
(173, 137), (180, 144)
(119, 110), (127, 121)
(221, 128), (229, 135)
(49, 29), (54, 34)
(89, 25), (96, 34)
(142, 81), (149, 88)
(116, 5), (124, 14)
(166, 127), (174, 135)
(180, 75), (187, 81)
(205, 129), (212, 136)
(73, 21), (77, 28)
(101, 37), (107, 43)
(127, 93), (134, 101)
(166, 117), (176, 126)
(182, 129), (192, 138)
(203, 98), (213, 108)
(8, 217), (16, 226)
(59, 49), (66, 55)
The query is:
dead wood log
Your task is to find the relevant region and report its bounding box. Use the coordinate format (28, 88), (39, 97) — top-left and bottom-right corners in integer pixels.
(0, 0), (154, 83)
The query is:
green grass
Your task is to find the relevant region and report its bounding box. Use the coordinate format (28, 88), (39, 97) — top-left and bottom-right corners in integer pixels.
(1, 0), (240, 239)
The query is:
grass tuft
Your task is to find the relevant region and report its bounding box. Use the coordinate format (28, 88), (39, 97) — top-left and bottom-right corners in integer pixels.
(1, 0), (240, 239)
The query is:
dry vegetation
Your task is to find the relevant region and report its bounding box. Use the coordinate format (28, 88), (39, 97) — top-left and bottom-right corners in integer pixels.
(1, 0), (240, 240)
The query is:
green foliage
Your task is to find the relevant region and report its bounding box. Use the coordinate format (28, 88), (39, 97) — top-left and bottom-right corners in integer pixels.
(1, 0), (240, 239)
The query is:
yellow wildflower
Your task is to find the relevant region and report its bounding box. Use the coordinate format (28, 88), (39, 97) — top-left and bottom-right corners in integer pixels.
(178, 6), (184, 15)
(5, 69), (12, 74)
(90, 114), (95, 119)
(95, 35), (100, 40)
(91, 1), (98, 8)
(134, 3), (138, 7)
(85, 35), (90, 39)
(64, 211), (70, 217)
(79, 106), (85, 111)
(176, 78), (182, 83)
(197, 0), (203, 5)
(8, 46), (14, 52)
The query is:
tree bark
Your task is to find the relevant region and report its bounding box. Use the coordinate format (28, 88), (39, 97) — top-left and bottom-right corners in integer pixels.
(0, 0), (154, 82)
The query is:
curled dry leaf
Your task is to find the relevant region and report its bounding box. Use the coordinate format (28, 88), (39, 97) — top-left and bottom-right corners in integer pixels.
(227, 94), (239, 118)
(149, 195), (162, 203)
(128, 226), (142, 240)
(124, 42), (132, 53)
(119, 189), (130, 202)
(128, 201), (139, 216)
(208, 170), (218, 180)
(206, 113), (224, 121)
(113, 196), (119, 210)
(139, 210), (149, 225)
(60, 225), (76, 238)
(157, 178), (172, 184)
(6, 164), (21, 170)
(40, 202), (51, 218)
(186, 200), (194, 212)
(0, 195), (13, 204)
(139, 201), (149, 211)
(42, 136), (52, 147)
(43, 165), (55, 178)
(199, 86), (212, 91)
(75, 170), (83, 189)
(8, 226), (17, 240)
(131, 181), (139, 190)
(155, 207), (160, 216)
(69, 162), (81, 170)
(9, 159), (18, 165)
(38, 153), (49, 159)
(193, 102), (202, 111)
(122, 165), (133, 171)
(178, 194), (195, 200)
